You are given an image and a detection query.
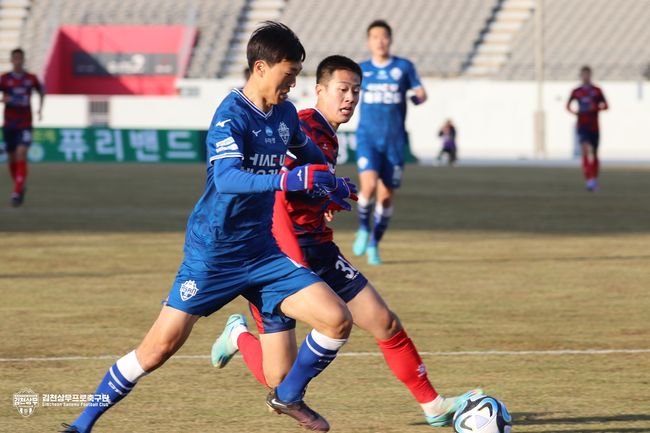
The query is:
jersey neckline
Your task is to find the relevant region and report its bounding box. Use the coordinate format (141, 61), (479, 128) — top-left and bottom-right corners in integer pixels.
(370, 56), (394, 69)
(232, 88), (274, 119)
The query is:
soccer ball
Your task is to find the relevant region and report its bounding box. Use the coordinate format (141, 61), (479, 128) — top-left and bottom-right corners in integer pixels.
(453, 394), (512, 433)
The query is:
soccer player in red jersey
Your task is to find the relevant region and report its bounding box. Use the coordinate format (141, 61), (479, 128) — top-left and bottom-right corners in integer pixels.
(566, 65), (608, 192)
(0, 48), (44, 206)
(212, 55), (481, 429)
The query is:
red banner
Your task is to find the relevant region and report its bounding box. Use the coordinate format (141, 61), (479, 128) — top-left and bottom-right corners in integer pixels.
(45, 25), (196, 95)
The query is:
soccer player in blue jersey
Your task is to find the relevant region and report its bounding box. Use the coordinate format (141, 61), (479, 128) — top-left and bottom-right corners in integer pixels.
(353, 20), (427, 265)
(61, 22), (354, 433)
(212, 55), (481, 429)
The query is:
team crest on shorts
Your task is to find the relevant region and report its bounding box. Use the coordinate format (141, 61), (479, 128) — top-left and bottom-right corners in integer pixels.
(278, 122), (290, 145)
(179, 280), (199, 301)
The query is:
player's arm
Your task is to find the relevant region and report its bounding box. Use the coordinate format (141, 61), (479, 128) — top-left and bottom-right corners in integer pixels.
(207, 115), (333, 194)
(597, 90), (609, 111)
(407, 61), (427, 105)
(566, 90), (577, 114)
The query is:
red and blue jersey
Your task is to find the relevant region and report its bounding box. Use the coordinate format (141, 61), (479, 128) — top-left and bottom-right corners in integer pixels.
(0, 71), (42, 129)
(568, 84), (607, 133)
(284, 108), (338, 247)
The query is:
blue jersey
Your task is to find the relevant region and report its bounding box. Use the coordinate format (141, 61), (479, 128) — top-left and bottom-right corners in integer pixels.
(185, 88), (308, 260)
(357, 56), (422, 151)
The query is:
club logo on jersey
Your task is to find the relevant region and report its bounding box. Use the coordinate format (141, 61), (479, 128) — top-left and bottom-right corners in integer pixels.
(278, 121), (290, 145)
(390, 67), (402, 80)
(215, 119), (232, 128)
(179, 280), (199, 301)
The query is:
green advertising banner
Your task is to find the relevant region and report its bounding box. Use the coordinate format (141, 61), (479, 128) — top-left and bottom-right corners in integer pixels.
(0, 128), (416, 164)
(0, 128), (205, 163)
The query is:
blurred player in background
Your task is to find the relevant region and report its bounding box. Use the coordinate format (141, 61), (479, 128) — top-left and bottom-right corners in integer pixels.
(211, 55), (481, 429)
(61, 22), (353, 433)
(0, 48), (44, 206)
(437, 119), (457, 166)
(353, 20), (427, 264)
(566, 65), (608, 192)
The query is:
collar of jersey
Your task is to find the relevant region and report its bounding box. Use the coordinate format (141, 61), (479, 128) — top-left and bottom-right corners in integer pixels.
(232, 88), (274, 119)
(370, 56), (394, 69)
(312, 108), (336, 135)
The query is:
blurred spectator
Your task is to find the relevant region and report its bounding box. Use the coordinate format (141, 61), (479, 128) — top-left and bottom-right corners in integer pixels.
(437, 119), (457, 166)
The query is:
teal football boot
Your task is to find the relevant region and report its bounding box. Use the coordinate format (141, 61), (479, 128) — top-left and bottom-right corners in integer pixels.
(211, 313), (247, 368)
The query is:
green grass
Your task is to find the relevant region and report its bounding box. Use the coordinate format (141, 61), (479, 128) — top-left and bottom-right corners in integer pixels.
(2, 163), (650, 432)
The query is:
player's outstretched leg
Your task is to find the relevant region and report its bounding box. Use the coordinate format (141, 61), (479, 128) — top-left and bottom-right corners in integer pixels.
(353, 194), (373, 256)
(367, 203), (393, 265)
(61, 307), (198, 432)
(354, 170), (378, 256)
(347, 283), (482, 427)
(267, 282), (352, 431)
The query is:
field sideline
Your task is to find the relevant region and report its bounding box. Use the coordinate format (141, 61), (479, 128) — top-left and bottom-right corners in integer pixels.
(2, 163), (650, 432)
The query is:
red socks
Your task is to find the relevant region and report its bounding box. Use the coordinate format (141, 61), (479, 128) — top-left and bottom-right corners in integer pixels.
(236, 332), (268, 387)
(582, 154), (593, 180)
(377, 330), (438, 404)
(9, 161), (17, 180)
(14, 160), (27, 194)
(592, 155), (600, 178)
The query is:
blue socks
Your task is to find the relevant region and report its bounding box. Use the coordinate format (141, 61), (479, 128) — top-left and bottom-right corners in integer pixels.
(276, 330), (346, 403)
(357, 195), (373, 232)
(72, 351), (146, 432)
(369, 204), (393, 247)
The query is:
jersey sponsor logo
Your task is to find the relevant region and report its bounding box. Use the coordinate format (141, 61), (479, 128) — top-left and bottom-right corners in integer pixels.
(377, 69), (388, 80)
(265, 126), (273, 137)
(252, 129), (262, 137)
(179, 280), (199, 301)
(363, 83), (402, 104)
(278, 121), (290, 145)
(363, 71), (374, 77)
(215, 119), (232, 128)
(390, 67), (403, 80)
(246, 153), (285, 174)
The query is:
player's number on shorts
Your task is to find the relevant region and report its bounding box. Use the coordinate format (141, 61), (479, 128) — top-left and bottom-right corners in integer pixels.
(335, 255), (358, 280)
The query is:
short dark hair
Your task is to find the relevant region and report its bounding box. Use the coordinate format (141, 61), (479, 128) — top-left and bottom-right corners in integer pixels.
(367, 20), (392, 38)
(580, 65), (592, 74)
(316, 55), (362, 85)
(11, 48), (24, 57)
(247, 21), (305, 70)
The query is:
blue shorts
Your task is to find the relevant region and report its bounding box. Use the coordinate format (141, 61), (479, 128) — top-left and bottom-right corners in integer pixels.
(2, 128), (32, 152)
(165, 250), (322, 318)
(251, 241), (368, 334)
(577, 128), (600, 149)
(356, 144), (405, 189)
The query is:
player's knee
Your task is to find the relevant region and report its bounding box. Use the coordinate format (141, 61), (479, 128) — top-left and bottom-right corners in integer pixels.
(372, 308), (402, 340)
(378, 197), (392, 209)
(322, 304), (353, 339)
(137, 342), (176, 371)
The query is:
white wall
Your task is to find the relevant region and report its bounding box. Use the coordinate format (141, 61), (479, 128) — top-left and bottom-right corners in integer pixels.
(23, 78), (650, 160)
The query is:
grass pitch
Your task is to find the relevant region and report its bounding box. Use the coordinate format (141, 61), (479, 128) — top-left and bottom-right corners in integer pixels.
(1, 163), (650, 433)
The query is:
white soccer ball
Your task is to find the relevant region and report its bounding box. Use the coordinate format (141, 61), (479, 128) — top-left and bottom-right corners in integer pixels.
(453, 394), (512, 433)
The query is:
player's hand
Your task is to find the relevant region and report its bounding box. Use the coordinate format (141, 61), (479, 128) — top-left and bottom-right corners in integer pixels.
(323, 177), (358, 211)
(410, 95), (423, 105)
(281, 164), (334, 192)
(324, 209), (335, 222)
